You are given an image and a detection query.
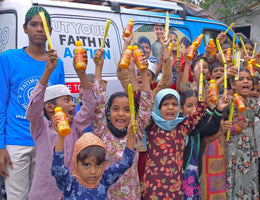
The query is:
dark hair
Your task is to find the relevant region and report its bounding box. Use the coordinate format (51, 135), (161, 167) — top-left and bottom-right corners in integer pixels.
(252, 76), (259, 89)
(190, 55), (209, 71)
(170, 31), (177, 37)
(132, 42), (145, 54)
(24, 6), (51, 28)
(229, 68), (251, 83)
(138, 36), (151, 48)
(158, 94), (176, 109)
(77, 145), (106, 165)
(180, 36), (191, 48)
(180, 90), (198, 107)
(238, 38), (254, 48)
(210, 61), (223, 74)
(43, 98), (57, 120)
(222, 43), (231, 50)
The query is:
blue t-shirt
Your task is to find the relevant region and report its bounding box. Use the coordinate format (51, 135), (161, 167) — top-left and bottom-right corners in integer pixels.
(51, 147), (135, 200)
(0, 48), (65, 149)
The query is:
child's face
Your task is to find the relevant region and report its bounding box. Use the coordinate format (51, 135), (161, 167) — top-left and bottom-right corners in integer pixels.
(140, 42), (151, 59)
(153, 25), (165, 39)
(170, 34), (177, 51)
(180, 96), (197, 117)
(160, 97), (178, 121)
(192, 60), (209, 82)
(231, 71), (252, 99)
(211, 66), (224, 80)
(245, 43), (253, 57)
(56, 95), (76, 124)
(77, 155), (105, 186)
(136, 70), (153, 89)
(180, 43), (186, 54)
(249, 84), (260, 100)
(110, 96), (130, 130)
(24, 15), (50, 46)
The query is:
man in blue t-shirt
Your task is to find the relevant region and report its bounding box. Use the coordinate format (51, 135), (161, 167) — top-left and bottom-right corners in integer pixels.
(0, 6), (65, 199)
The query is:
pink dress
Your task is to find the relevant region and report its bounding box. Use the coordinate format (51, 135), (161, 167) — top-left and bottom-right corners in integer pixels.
(93, 79), (152, 200)
(26, 82), (97, 200)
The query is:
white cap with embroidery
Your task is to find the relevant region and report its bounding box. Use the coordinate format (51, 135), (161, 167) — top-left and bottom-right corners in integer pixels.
(44, 84), (72, 102)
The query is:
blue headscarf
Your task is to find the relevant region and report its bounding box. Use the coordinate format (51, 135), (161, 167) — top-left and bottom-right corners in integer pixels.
(152, 88), (186, 131)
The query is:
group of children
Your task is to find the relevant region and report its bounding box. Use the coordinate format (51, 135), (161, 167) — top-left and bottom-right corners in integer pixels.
(1, 5), (260, 200)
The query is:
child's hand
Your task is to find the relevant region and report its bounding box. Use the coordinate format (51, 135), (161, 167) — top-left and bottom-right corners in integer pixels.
(122, 32), (133, 45)
(128, 56), (135, 71)
(139, 55), (148, 67)
(175, 58), (182, 70)
(51, 115), (60, 134)
(216, 94), (230, 111)
(126, 122), (135, 151)
(204, 44), (211, 58)
(227, 66), (238, 78)
(204, 91), (215, 110)
(93, 49), (104, 66)
(216, 31), (227, 45)
(183, 46), (192, 65)
(220, 120), (232, 135)
(46, 49), (58, 73)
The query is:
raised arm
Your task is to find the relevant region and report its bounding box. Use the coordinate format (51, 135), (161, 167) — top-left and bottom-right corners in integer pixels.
(117, 33), (133, 92)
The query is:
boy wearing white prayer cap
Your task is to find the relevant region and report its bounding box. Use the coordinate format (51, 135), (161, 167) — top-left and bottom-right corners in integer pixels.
(25, 49), (97, 200)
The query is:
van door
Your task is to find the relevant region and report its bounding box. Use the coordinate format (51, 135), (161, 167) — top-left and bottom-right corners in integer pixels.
(0, 10), (17, 53)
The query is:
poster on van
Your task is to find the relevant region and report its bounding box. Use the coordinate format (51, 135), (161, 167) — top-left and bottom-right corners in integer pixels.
(51, 15), (122, 76)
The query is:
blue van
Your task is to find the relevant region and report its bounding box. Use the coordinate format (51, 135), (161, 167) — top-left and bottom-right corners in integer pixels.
(0, 0), (236, 100)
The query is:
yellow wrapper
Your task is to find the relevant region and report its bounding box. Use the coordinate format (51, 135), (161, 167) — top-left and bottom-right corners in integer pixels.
(100, 20), (111, 49)
(226, 101), (234, 141)
(252, 42), (257, 57)
(128, 83), (136, 134)
(216, 39), (227, 93)
(239, 37), (248, 56)
(224, 22), (235, 34)
(39, 11), (53, 49)
(165, 11), (169, 41)
(199, 59), (203, 102)
(176, 36), (179, 58)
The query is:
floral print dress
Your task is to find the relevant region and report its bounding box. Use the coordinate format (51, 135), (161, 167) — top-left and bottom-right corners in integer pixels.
(141, 102), (206, 200)
(93, 79), (152, 200)
(225, 98), (259, 200)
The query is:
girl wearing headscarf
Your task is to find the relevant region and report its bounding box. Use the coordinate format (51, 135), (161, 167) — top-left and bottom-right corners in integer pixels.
(92, 49), (152, 199)
(51, 125), (135, 200)
(141, 88), (206, 199)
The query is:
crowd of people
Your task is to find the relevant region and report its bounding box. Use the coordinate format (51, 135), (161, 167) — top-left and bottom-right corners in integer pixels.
(0, 5), (260, 200)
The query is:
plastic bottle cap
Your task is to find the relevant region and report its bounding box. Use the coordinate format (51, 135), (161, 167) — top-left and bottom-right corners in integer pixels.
(133, 45), (138, 50)
(234, 93), (238, 97)
(75, 41), (82, 46)
(248, 61), (252, 64)
(127, 46), (133, 50)
(169, 43), (173, 47)
(209, 39), (213, 42)
(55, 107), (63, 113)
(129, 19), (134, 22)
(210, 79), (216, 83)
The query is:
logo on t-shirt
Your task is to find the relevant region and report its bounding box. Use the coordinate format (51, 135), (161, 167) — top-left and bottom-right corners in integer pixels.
(18, 76), (52, 110)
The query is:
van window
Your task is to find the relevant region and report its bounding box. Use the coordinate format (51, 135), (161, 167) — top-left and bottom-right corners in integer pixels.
(0, 10), (17, 53)
(203, 28), (233, 45)
(132, 23), (191, 62)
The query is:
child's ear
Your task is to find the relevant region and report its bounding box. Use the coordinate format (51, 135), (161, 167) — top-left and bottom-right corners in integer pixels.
(230, 81), (235, 90)
(44, 102), (55, 114)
